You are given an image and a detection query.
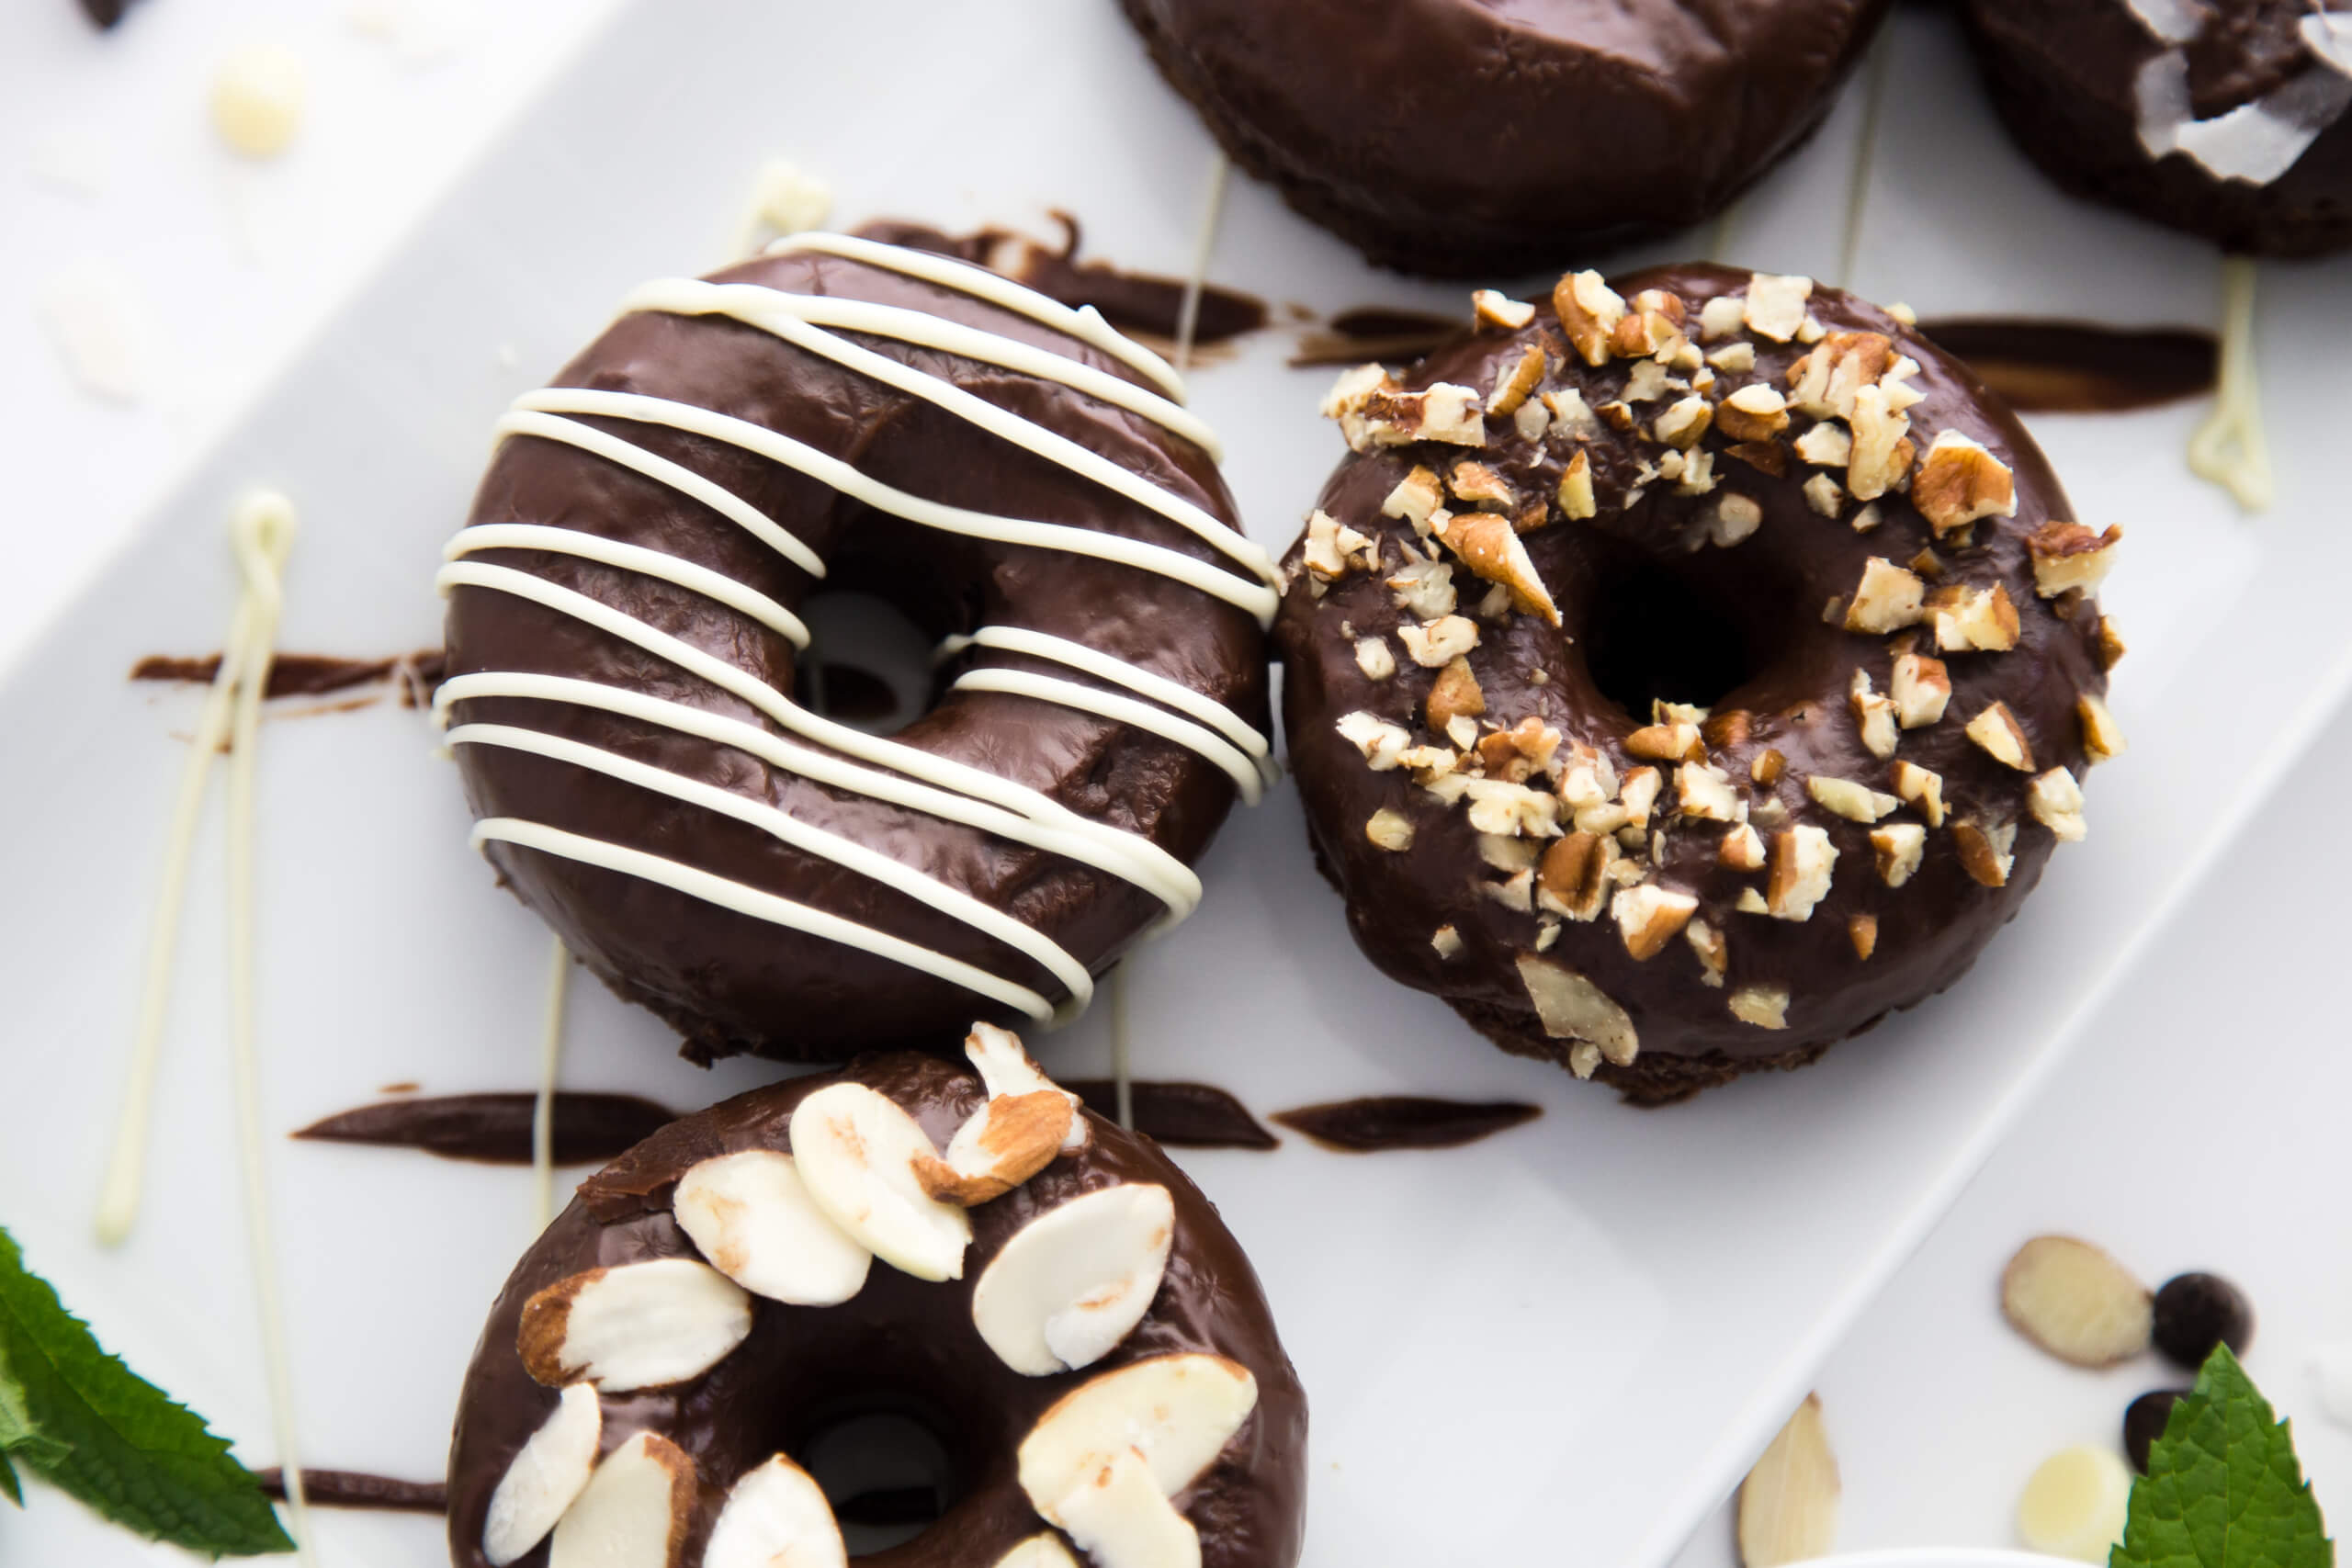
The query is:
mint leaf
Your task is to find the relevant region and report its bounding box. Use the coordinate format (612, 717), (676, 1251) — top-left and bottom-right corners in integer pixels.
(0, 1337), (65, 1507)
(2114, 1344), (2333, 1568)
(0, 1227), (292, 1555)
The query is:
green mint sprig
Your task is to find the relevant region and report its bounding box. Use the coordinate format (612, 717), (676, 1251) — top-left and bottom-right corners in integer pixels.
(0, 1225), (292, 1554)
(2116, 1343), (2333, 1568)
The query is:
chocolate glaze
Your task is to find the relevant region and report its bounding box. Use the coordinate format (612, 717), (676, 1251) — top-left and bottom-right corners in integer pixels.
(1119, 0), (1893, 276)
(1276, 264), (2109, 1100)
(858, 217), (1269, 346)
(255, 1468), (447, 1515)
(1269, 1096), (1540, 1152)
(446, 1055), (1307, 1568)
(442, 242), (1269, 1063)
(130, 650), (442, 701)
(1063, 1078), (1280, 1150)
(1964, 0), (2352, 256)
(1920, 318), (2218, 413)
(292, 1092), (678, 1166)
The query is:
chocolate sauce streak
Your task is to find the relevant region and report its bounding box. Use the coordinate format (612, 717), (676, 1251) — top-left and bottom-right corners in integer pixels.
(293, 1092), (678, 1166)
(1269, 1095), (1542, 1153)
(1920, 318), (2217, 413)
(254, 1468), (447, 1515)
(1064, 1079), (1279, 1150)
(130, 648), (447, 705)
(854, 215), (1269, 347)
(1289, 306), (1463, 367)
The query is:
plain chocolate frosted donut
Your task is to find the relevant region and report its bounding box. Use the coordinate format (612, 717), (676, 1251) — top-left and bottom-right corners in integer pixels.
(439, 240), (1272, 1065)
(1964, 0), (2352, 256)
(445, 1053), (1308, 1568)
(1117, 0), (1892, 276)
(1276, 265), (2120, 1100)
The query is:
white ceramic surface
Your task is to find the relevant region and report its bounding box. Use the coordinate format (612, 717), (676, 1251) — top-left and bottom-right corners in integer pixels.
(3, 3), (2348, 1567)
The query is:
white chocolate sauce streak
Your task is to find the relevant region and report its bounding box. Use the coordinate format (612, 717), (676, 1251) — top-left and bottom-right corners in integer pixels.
(2188, 254), (2274, 511)
(439, 235), (1273, 1024)
(1172, 148), (1232, 377)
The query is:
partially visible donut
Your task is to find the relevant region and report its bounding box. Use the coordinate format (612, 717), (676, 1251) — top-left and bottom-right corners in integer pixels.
(446, 1031), (1307, 1568)
(1276, 265), (2125, 1101)
(436, 234), (1278, 1064)
(1964, 0), (2352, 256)
(1117, 0), (1891, 276)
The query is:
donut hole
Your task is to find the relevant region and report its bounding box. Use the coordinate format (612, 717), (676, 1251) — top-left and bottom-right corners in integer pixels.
(790, 1397), (961, 1554)
(796, 590), (940, 734)
(1579, 549), (1801, 720)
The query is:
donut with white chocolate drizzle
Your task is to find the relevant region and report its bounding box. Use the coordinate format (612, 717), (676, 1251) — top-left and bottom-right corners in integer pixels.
(1277, 265), (2125, 1103)
(445, 1029), (1307, 1568)
(436, 234), (1277, 1062)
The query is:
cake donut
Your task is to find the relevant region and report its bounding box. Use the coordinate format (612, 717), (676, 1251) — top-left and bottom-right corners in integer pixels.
(436, 234), (1279, 1063)
(447, 1029), (1307, 1568)
(1964, 0), (2352, 255)
(1118, 0), (1892, 276)
(1277, 267), (2127, 1101)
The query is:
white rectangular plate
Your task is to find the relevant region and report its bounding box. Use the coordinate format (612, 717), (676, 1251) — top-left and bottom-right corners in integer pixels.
(5, 4), (2348, 1565)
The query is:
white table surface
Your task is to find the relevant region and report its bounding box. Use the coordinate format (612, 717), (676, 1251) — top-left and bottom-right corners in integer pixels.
(6, 3), (2345, 1563)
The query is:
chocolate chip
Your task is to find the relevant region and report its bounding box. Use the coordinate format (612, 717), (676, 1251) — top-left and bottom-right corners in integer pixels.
(2123, 1389), (2186, 1472)
(2152, 1272), (2254, 1371)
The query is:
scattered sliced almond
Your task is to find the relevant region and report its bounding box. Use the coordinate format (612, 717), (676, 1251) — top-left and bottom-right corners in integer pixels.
(1871, 823), (1926, 887)
(518, 1259), (752, 1393)
(1328, 372), (1487, 451)
(1047, 1450), (1195, 1568)
(1890, 652), (1951, 728)
(1335, 711), (1409, 771)
(1678, 761), (1739, 821)
(1364, 808), (1415, 852)
(1302, 510), (1376, 580)
(966, 1023), (1087, 1149)
(1889, 760), (1946, 827)
(1627, 722), (1703, 762)
(1381, 466), (1444, 531)
(917, 1089), (1075, 1207)
(1845, 383), (1913, 502)
(1766, 826), (1838, 921)
(2095, 615), (2127, 671)
(1807, 775), (1898, 822)
(1686, 918), (1729, 987)
(1843, 558), (1925, 634)
(1928, 583), (2020, 653)
(1720, 823), (1766, 871)
(1728, 985), (1791, 1030)
(1654, 394), (1713, 449)
(1553, 270), (1626, 366)
(1432, 511), (1560, 624)
(791, 1083), (974, 1281)
(1555, 450), (1597, 520)
(1473, 288), (1537, 330)
(1954, 818), (2016, 887)
(1487, 344), (1546, 416)
(1515, 953), (1638, 1066)
(1699, 294), (1747, 342)
(1397, 615), (1479, 667)
(1424, 655), (1485, 731)
(1612, 884), (1699, 961)
(1911, 430), (2018, 535)
(1447, 459), (1515, 511)
(673, 1150), (873, 1308)
(973, 1183), (1175, 1377)
(2028, 768), (2086, 841)
(1964, 701), (2036, 772)
(1385, 547), (1456, 618)
(1017, 1355), (1256, 1568)
(1353, 636), (1395, 681)
(1737, 1395), (1839, 1568)
(548, 1432), (695, 1568)
(1793, 422), (1851, 466)
(1802, 472), (1843, 517)
(2028, 522), (2122, 599)
(2078, 694), (2126, 763)
(483, 1382), (602, 1567)
(2000, 1235), (2152, 1367)
(703, 1455), (846, 1568)
(1849, 672), (1898, 760)
(1742, 274), (1814, 343)
(1431, 924), (1464, 959)
(1751, 749), (1786, 787)
(994, 1535), (1082, 1568)
(1717, 383), (1791, 443)
(1708, 493), (1764, 547)
(1537, 831), (1613, 922)
(1849, 914), (1878, 961)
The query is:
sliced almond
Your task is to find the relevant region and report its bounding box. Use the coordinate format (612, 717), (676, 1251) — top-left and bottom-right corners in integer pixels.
(1699, 295), (1747, 342)
(1679, 761), (1740, 821)
(1890, 652), (1951, 728)
(1514, 954), (1637, 1066)
(1844, 382), (1912, 502)
(1424, 655), (1485, 730)
(1889, 760), (1946, 827)
(1611, 884), (1698, 961)
(1353, 636), (1395, 681)
(2078, 694), (2126, 763)
(973, 1183), (1175, 1377)
(1537, 831), (1613, 922)
(1849, 914), (1878, 961)
(1807, 775), (1898, 823)
(1397, 615), (1479, 667)
(790, 1083), (974, 1281)
(517, 1259), (752, 1393)
(1017, 1355), (1257, 1557)
(1301, 510), (1374, 581)
(1742, 275), (1814, 343)
(1474, 288), (1538, 330)
(1964, 701), (2036, 772)
(1626, 722), (1703, 762)
(1843, 558), (1925, 634)
(967, 1021), (1086, 1145)
(1737, 1395), (1839, 1568)
(1364, 808), (1415, 852)
(2095, 615), (2127, 671)
(673, 1150), (872, 1308)
(1431, 924), (1464, 959)
(1686, 918), (1728, 987)
(994, 1536), (1082, 1568)
(917, 1089), (1075, 1208)
(1433, 510), (1560, 625)
(1802, 472), (1843, 517)
(1556, 449), (1597, 520)
(1766, 826), (1838, 921)
(1335, 710), (1410, 771)
(1751, 748), (1786, 787)
(1728, 985), (1791, 1031)
(548, 1431), (695, 1568)
(1720, 823), (1766, 872)
(1381, 465), (1444, 531)
(1849, 672), (1899, 761)
(1793, 422), (1851, 466)
(2028, 768), (2086, 842)
(1717, 383), (1791, 442)
(1553, 270), (1627, 366)
(2028, 521), (2122, 599)
(1618, 766), (1664, 829)
(1654, 394), (1713, 449)
(482, 1382), (602, 1566)
(1911, 430), (2018, 535)
(1486, 344), (1546, 416)
(2000, 1235), (2152, 1368)
(1928, 582), (2020, 653)
(1954, 818), (2016, 887)
(704, 1455), (846, 1568)
(1870, 824), (1926, 888)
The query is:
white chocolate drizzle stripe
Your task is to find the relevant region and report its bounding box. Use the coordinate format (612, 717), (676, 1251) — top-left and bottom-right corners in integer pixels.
(494, 408), (827, 581)
(510, 388), (1277, 626)
(619, 278), (1277, 589)
(621, 280), (1222, 461)
(765, 231), (1185, 401)
(431, 570), (1204, 914)
(939, 625), (1270, 761)
(471, 817), (1057, 1020)
(950, 670), (1265, 803)
(447, 720), (1095, 1010)
(432, 670), (1198, 918)
(446, 523), (811, 649)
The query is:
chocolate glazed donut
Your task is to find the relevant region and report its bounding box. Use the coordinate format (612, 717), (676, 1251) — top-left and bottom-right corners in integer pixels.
(1965, 0), (2352, 257)
(436, 236), (1279, 1063)
(447, 1042), (1307, 1568)
(1117, 0), (1892, 276)
(1279, 267), (2126, 1102)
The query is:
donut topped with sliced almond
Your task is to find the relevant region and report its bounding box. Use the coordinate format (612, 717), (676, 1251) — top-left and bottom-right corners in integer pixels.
(1276, 264), (2123, 1103)
(446, 1031), (1306, 1568)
